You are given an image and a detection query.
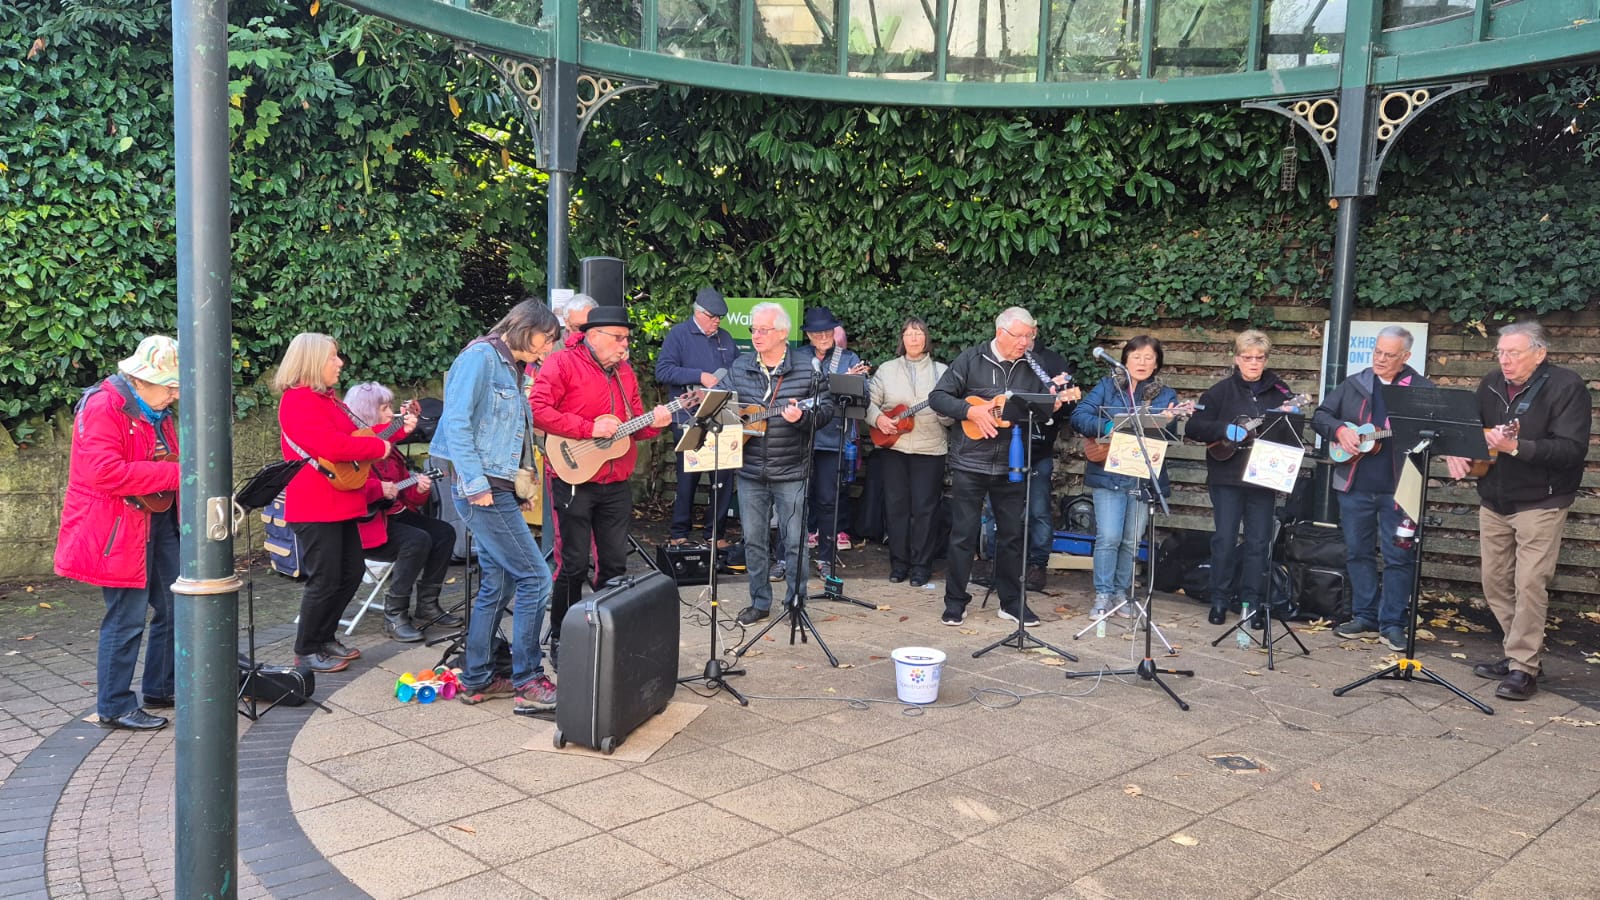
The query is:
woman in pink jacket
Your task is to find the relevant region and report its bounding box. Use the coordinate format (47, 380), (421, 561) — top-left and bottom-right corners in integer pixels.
(54, 336), (181, 731)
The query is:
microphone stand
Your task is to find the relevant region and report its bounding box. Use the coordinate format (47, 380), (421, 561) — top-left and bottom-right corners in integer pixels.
(810, 373), (875, 610)
(676, 396), (747, 705)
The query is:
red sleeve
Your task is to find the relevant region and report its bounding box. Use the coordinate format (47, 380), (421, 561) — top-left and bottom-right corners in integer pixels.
(74, 394), (179, 498)
(531, 353), (596, 439)
(281, 389), (387, 463)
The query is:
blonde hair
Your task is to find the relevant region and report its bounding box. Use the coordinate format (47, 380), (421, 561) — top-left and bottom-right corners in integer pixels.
(274, 333), (339, 393)
(1235, 330), (1271, 355)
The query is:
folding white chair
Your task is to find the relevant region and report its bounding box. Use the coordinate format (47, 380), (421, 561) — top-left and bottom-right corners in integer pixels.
(335, 559), (396, 635)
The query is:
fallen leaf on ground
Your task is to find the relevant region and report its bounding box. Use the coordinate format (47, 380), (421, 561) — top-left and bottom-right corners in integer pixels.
(898, 616), (909, 622)
(1311, 781), (1322, 792)
(823, 615), (839, 622)
(1450, 652), (1468, 659)
(792, 665), (808, 670)
(449, 823), (476, 834)
(869, 656), (885, 660)
(17, 635), (36, 641)
(1170, 833), (1199, 847)
(1414, 628), (1436, 641)
(1039, 657), (1065, 667)
(875, 605), (892, 611)
(837, 663), (854, 669)
(1550, 715), (1600, 728)
(959, 629), (978, 635)
(38, 603), (51, 609)
(1123, 784), (1143, 797)
(824, 687), (837, 693)
(1245, 670), (1262, 677)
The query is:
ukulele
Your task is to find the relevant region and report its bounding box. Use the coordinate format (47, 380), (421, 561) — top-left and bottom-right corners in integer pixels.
(737, 397), (822, 442)
(128, 450), (180, 513)
(546, 391), (704, 485)
(1467, 420), (1520, 478)
(1326, 420), (1398, 464)
(317, 399), (420, 492)
(871, 400), (932, 449)
(1205, 393), (1312, 461)
(960, 395), (1011, 440)
(360, 466), (443, 521)
(1083, 402), (1197, 464)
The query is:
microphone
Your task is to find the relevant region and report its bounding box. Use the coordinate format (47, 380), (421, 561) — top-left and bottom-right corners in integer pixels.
(708, 367), (728, 386)
(1092, 346), (1127, 370)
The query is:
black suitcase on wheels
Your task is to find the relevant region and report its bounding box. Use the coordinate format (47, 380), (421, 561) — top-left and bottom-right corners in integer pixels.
(553, 571), (680, 754)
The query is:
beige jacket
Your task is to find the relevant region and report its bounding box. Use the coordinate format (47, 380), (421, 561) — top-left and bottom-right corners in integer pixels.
(866, 355), (952, 456)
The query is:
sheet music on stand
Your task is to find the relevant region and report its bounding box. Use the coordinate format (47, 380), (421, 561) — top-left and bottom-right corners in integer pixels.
(1102, 411), (1180, 479)
(676, 389), (743, 472)
(1242, 413), (1308, 494)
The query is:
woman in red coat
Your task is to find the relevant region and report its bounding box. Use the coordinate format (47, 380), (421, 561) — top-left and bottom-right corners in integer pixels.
(54, 335), (181, 731)
(345, 382), (458, 642)
(275, 333), (391, 673)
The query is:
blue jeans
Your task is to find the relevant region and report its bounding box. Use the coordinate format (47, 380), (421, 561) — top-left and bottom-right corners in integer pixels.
(1337, 489), (1415, 630)
(1091, 487), (1149, 599)
(1026, 455), (1054, 568)
(738, 476), (808, 612)
(455, 490), (552, 689)
(97, 510), (177, 718)
(1208, 483), (1276, 610)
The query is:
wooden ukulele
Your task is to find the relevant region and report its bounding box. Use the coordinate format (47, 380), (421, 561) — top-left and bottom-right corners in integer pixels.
(737, 397), (822, 442)
(1082, 402), (1197, 464)
(547, 391), (704, 485)
(871, 399), (932, 449)
(360, 466), (443, 521)
(1467, 420), (1520, 478)
(128, 450), (180, 514)
(960, 395), (1011, 440)
(1205, 393), (1312, 461)
(1326, 421), (1395, 464)
(317, 400), (419, 492)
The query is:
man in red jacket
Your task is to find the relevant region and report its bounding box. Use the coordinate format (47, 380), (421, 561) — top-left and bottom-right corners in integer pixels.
(55, 336), (182, 731)
(531, 305), (672, 664)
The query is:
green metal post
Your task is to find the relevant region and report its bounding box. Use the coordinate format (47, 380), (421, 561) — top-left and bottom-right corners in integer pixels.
(171, 0), (240, 896)
(1036, 0), (1051, 81)
(1139, 0), (1155, 79)
(643, 0), (658, 50)
(1246, 0), (1264, 71)
(741, 0), (755, 65)
(935, 0), (949, 80)
(837, 0), (851, 73)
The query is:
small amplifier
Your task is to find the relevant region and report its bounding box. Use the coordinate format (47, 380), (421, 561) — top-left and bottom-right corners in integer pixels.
(656, 543), (712, 586)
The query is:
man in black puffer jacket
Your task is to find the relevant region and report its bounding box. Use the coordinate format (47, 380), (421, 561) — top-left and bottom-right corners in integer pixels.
(721, 302), (836, 625)
(929, 307), (1076, 628)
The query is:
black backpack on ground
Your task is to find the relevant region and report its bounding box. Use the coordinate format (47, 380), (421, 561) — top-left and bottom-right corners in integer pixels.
(1282, 520), (1351, 622)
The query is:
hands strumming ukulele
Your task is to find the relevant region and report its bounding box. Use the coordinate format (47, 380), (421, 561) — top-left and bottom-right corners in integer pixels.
(871, 399), (932, 449)
(546, 390), (703, 485)
(737, 397), (822, 443)
(1082, 401), (1197, 464)
(1205, 393), (1312, 461)
(318, 399), (420, 491)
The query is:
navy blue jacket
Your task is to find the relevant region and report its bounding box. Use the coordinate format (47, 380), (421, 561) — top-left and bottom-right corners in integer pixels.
(656, 318), (741, 424)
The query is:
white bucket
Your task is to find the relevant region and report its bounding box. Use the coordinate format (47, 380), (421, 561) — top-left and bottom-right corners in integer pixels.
(891, 647), (946, 704)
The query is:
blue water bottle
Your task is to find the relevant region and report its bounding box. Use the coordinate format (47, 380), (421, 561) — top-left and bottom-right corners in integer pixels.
(1008, 426), (1025, 483)
(843, 435), (858, 484)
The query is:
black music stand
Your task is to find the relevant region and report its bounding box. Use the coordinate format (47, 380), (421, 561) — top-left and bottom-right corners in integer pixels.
(973, 392), (1078, 662)
(1332, 385), (1493, 714)
(675, 391), (748, 704)
(1064, 396), (1189, 708)
(809, 372), (874, 610)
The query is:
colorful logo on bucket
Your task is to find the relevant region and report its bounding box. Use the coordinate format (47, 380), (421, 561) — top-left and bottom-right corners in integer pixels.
(906, 667), (930, 684)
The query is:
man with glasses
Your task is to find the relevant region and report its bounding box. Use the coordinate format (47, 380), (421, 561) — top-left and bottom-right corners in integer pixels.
(532, 304), (673, 663)
(657, 287), (741, 546)
(723, 303), (836, 624)
(1312, 326), (1434, 651)
(929, 307), (1073, 628)
(1444, 321), (1590, 701)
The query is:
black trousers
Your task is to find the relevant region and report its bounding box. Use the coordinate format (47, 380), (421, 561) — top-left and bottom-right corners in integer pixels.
(365, 510), (454, 610)
(669, 426), (737, 541)
(550, 480), (633, 642)
(945, 469), (1026, 612)
(290, 519), (364, 656)
(879, 449), (946, 576)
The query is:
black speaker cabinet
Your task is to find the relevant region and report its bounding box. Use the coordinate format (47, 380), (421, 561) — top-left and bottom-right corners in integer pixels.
(579, 256), (625, 307)
(656, 542), (711, 586)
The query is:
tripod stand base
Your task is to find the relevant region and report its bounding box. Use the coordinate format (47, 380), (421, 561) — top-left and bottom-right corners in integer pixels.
(1331, 658), (1494, 715)
(678, 658), (749, 706)
(808, 572), (877, 610)
(1209, 608), (1310, 670)
(733, 601), (840, 667)
(971, 626), (1078, 662)
(1065, 658), (1193, 711)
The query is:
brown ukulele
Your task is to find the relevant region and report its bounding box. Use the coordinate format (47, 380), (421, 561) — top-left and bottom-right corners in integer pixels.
(317, 399), (419, 492)
(960, 395), (1011, 440)
(128, 450), (180, 513)
(546, 391), (705, 485)
(1082, 402), (1197, 464)
(1467, 420), (1520, 478)
(737, 397), (822, 443)
(871, 400), (932, 449)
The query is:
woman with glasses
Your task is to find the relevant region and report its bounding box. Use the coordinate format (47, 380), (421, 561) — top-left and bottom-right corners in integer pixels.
(1185, 330), (1300, 626)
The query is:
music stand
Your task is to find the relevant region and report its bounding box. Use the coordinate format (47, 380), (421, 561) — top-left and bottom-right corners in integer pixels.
(675, 391), (748, 704)
(973, 392), (1078, 662)
(809, 372), (874, 610)
(1064, 395), (1189, 709)
(1332, 386), (1493, 713)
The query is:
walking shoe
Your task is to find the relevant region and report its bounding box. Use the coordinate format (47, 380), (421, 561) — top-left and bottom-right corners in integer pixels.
(736, 606), (770, 626)
(941, 605), (966, 626)
(1112, 603), (1133, 620)
(458, 676), (516, 705)
(1207, 606), (1227, 625)
(514, 675), (558, 711)
(909, 573), (931, 588)
(1332, 618), (1379, 639)
(297, 653), (349, 674)
(769, 560), (787, 582)
(1379, 627), (1408, 652)
(816, 561), (834, 580)
(836, 532), (852, 551)
(321, 639), (361, 660)
(1025, 565), (1047, 593)
(1473, 657), (1511, 680)
(1089, 595), (1111, 619)
(807, 531), (818, 548)
(1495, 670), (1538, 701)
(889, 569), (908, 584)
(998, 605), (1041, 628)
(99, 709), (169, 731)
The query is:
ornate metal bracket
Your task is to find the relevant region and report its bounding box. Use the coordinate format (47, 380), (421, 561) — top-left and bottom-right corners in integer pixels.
(454, 44), (658, 168)
(1244, 80), (1484, 196)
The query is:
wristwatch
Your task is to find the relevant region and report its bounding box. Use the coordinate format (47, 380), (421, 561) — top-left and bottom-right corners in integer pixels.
(1508, 441), (1520, 457)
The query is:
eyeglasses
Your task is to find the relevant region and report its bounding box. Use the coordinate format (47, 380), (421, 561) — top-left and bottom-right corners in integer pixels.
(1495, 347), (1538, 360)
(1002, 326), (1037, 341)
(591, 329), (631, 343)
(1371, 349), (1408, 361)
(750, 327), (781, 336)
(1237, 354), (1267, 363)
(697, 309), (722, 320)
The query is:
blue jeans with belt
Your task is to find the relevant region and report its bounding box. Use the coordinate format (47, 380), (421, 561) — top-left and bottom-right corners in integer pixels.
(455, 490), (552, 689)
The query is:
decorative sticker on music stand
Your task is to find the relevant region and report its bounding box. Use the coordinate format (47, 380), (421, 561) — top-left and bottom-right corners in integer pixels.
(1104, 431), (1167, 478)
(1242, 439), (1304, 494)
(684, 425), (743, 473)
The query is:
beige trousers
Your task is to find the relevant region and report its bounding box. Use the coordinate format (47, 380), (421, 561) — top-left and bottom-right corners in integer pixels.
(1478, 505), (1568, 675)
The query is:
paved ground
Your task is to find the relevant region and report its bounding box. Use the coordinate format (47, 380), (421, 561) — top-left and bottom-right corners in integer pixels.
(4, 526), (1600, 899)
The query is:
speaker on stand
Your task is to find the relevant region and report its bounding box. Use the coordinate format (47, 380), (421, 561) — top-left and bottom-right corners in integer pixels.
(580, 256), (625, 308)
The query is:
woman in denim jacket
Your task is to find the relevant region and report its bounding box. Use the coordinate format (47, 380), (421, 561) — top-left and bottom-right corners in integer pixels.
(429, 300), (563, 710)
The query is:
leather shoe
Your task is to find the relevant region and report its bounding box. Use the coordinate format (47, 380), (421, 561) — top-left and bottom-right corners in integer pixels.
(889, 570), (908, 583)
(142, 695), (175, 709)
(1495, 670), (1538, 701)
(322, 639), (361, 660)
(909, 575), (929, 587)
(736, 606), (770, 626)
(1472, 657), (1541, 681)
(297, 653), (350, 673)
(1207, 607), (1227, 625)
(100, 708), (168, 731)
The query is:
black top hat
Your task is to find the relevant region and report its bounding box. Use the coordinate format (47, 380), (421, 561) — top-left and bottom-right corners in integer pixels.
(580, 305), (632, 331)
(801, 306), (842, 333)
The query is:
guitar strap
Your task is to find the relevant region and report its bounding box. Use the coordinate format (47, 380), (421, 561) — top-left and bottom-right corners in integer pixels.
(1509, 371), (1549, 419)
